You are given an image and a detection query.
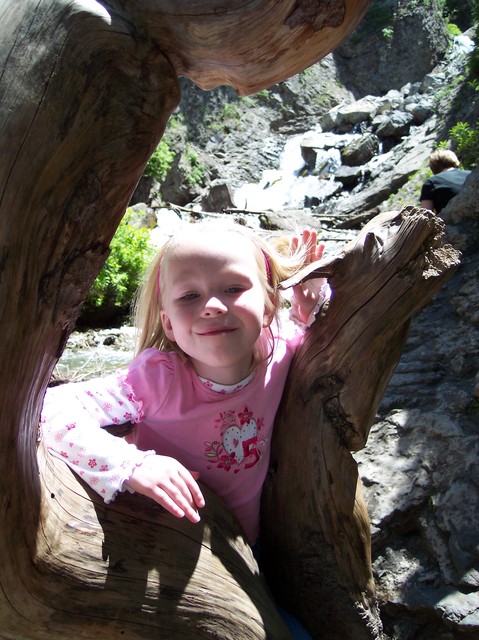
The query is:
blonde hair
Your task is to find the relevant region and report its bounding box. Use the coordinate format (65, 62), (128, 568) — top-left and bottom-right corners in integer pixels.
(132, 220), (313, 358)
(429, 149), (460, 174)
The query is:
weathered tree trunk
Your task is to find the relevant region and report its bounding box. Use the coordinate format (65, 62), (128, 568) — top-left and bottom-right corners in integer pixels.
(7, 2), (458, 639)
(261, 207), (461, 639)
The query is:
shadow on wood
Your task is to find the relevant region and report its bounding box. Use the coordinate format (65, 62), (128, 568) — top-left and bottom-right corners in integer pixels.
(261, 206), (461, 639)
(15, 443), (288, 639)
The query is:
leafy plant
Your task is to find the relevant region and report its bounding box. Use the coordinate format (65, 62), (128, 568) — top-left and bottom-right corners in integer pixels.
(222, 102), (242, 121)
(143, 139), (175, 182)
(446, 22), (462, 37)
(449, 120), (479, 168)
(80, 210), (156, 326)
(382, 26), (394, 42)
(184, 145), (205, 187)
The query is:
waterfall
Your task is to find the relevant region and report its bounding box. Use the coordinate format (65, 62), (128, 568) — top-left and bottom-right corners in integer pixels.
(233, 128), (361, 211)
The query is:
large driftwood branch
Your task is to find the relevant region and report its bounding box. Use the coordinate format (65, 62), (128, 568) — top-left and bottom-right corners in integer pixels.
(261, 206), (461, 639)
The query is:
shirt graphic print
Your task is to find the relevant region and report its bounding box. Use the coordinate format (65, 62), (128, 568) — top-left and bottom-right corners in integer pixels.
(204, 406), (265, 473)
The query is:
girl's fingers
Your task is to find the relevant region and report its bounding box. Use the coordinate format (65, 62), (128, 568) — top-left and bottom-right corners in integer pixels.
(150, 485), (197, 522)
(316, 242), (325, 261)
(152, 475), (203, 523)
(292, 229), (324, 264)
(179, 468), (205, 509)
(127, 457), (205, 523)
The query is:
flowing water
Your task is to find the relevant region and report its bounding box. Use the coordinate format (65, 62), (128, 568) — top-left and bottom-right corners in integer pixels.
(233, 128), (361, 211)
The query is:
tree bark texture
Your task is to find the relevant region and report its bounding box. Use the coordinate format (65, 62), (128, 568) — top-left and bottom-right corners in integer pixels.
(261, 207), (461, 639)
(2, 1), (428, 638)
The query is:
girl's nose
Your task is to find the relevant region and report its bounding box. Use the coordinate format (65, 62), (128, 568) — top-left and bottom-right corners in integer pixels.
(202, 296), (227, 316)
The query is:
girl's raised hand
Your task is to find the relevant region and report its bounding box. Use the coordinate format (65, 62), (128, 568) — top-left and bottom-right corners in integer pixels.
(290, 228), (324, 264)
(290, 229), (327, 326)
(124, 455), (205, 523)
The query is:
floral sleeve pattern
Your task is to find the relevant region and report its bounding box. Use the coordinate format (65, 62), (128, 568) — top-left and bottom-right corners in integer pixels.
(40, 371), (155, 502)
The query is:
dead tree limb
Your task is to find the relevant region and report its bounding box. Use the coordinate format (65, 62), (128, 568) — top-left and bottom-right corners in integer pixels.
(261, 206), (461, 639)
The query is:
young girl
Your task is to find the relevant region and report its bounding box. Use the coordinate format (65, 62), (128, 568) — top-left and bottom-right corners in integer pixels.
(41, 220), (328, 547)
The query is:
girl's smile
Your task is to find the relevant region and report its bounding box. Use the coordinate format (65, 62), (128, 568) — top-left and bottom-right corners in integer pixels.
(159, 231), (273, 385)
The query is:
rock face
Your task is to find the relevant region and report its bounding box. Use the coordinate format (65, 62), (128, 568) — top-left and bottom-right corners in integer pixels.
(334, 0), (449, 97)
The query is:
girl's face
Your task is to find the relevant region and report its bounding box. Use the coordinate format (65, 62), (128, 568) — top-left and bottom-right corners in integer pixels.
(160, 231), (273, 384)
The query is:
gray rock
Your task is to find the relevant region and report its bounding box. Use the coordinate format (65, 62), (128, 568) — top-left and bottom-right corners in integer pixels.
(335, 98), (380, 126)
(341, 133), (380, 166)
(404, 102), (433, 125)
(201, 180), (235, 212)
(421, 72), (447, 93)
(375, 110), (414, 139)
(333, 1), (448, 97)
(334, 165), (363, 189)
(127, 203), (157, 229)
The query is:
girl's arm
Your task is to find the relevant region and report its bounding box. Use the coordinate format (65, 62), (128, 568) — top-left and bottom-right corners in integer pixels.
(41, 372), (204, 522)
(40, 372), (154, 501)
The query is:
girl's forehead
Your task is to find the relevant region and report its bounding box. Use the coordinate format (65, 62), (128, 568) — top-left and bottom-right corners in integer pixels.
(166, 229), (257, 260)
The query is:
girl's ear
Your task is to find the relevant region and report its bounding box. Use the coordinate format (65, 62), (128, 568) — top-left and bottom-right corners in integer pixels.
(262, 304), (275, 328)
(160, 311), (176, 342)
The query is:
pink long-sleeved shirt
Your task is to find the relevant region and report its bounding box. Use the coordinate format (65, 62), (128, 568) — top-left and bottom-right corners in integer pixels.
(41, 325), (303, 542)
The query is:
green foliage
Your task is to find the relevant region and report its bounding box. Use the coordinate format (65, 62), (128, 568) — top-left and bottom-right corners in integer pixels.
(349, 4), (391, 43)
(184, 145), (205, 187)
(81, 210), (156, 326)
(449, 120), (479, 168)
(446, 22), (462, 37)
(382, 26), (394, 41)
(143, 139), (175, 181)
(255, 89), (271, 101)
(239, 96), (257, 109)
(222, 102), (242, 121)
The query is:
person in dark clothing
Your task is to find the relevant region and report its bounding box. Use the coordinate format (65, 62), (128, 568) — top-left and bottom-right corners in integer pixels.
(420, 149), (471, 214)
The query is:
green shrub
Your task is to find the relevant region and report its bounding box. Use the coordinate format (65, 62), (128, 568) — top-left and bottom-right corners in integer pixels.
(382, 26), (394, 42)
(143, 139), (175, 182)
(184, 145), (205, 187)
(79, 210), (156, 327)
(449, 120), (479, 168)
(446, 22), (462, 37)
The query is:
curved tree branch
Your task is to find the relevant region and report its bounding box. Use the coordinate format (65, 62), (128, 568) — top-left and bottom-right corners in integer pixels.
(261, 207), (461, 639)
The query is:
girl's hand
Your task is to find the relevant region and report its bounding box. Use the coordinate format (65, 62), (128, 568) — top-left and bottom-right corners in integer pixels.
(290, 229), (327, 325)
(290, 228), (324, 264)
(124, 455), (205, 523)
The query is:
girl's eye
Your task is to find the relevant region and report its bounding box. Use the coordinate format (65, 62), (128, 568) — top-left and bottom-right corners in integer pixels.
(226, 287), (244, 294)
(179, 292), (199, 301)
